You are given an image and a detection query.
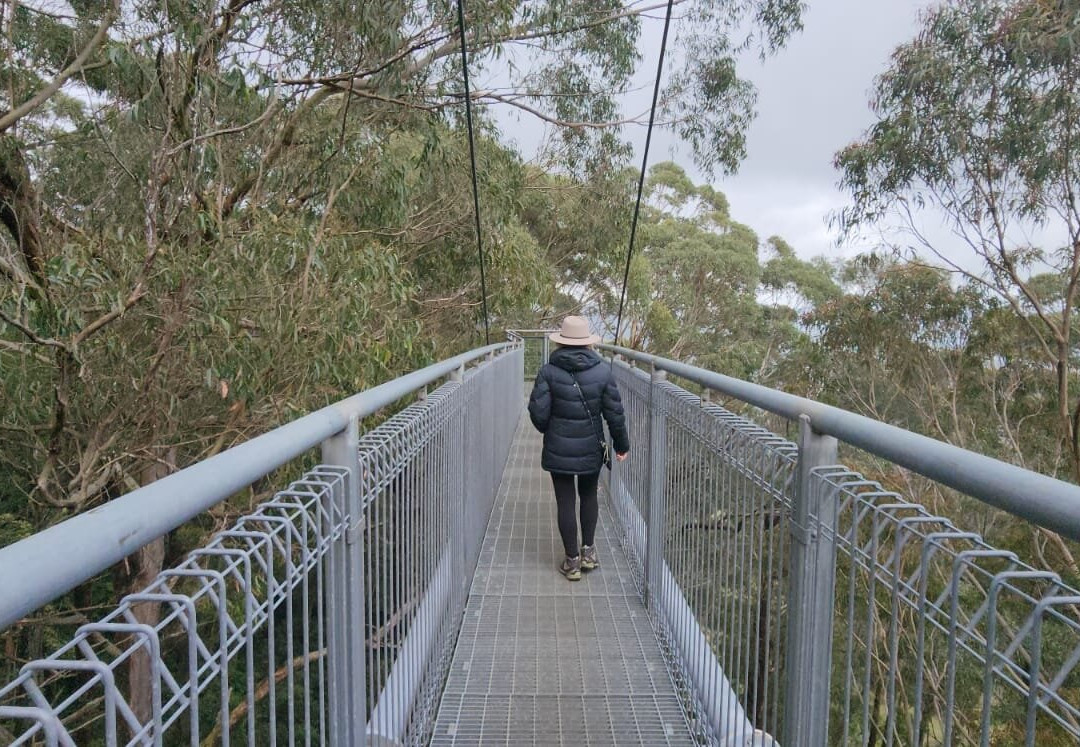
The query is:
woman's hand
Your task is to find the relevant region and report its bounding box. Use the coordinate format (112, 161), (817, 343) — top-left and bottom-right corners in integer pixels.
(616, 452), (628, 462)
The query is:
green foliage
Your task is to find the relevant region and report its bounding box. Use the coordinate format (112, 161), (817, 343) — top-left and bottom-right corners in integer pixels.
(795, 252), (1079, 486)
(5, 3), (1080, 740)
(0, 15), (812, 695)
(836, 0), (1080, 481)
(665, 0), (803, 175)
(516, 165), (633, 322)
(612, 162), (811, 379)
(837, 0), (1080, 234)
(761, 236), (839, 307)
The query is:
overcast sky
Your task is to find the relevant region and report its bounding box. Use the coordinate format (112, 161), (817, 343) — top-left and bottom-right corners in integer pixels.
(706, 0), (937, 260)
(490, 0), (938, 262)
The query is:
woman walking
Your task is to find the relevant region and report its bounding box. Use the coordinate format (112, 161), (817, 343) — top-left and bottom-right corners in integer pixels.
(527, 316), (630, 580)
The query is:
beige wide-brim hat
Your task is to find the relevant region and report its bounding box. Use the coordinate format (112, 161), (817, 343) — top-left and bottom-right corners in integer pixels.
(549, 315), (601, 346)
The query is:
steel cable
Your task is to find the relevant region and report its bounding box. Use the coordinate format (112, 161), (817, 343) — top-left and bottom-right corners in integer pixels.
(455, 0), (491, 345)
(613, 0), (676, 347)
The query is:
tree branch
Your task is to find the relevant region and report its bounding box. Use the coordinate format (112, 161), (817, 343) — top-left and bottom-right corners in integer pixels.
(221, 87), (332, 218)
(0, 0), (120, 133)
(282, 1), (687, 90)
(0, 250), (41, 291)
(165, 95), (280, 156)
(200, 648), (325, 747)
(0, 336), (52, 364)
(0, 306), (68, 350)
(469, 90), (678, 130)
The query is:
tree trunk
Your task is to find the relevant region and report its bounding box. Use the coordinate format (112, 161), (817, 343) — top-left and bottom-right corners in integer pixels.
(0, 134), (45, 286)
(868, 677), (885, 747)
(125, 448), (176, 733)
(749, 590), (771, 727)
(1056, 341), (1080, 483)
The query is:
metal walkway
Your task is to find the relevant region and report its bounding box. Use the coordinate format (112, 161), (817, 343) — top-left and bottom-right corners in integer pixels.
(5, 341), (1080, 746)
(431, 411), (694, 746)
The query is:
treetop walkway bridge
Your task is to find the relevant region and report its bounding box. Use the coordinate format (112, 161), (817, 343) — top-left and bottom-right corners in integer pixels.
(2, 335), (1080, 746)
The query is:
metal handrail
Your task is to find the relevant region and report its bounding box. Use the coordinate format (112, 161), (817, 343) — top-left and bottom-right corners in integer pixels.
(5, 337), (1079, 745)
(0, 342), (514, 632)
(600, 343), (1080, 542)
(607, 354), (1080, 745)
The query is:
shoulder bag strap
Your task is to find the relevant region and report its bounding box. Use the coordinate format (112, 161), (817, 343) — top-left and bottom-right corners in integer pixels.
(569, 372), (607, 450)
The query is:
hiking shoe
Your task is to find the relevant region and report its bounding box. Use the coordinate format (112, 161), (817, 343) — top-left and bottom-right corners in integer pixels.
(560, 555), (582, 581)
(580, 545), (599, 571)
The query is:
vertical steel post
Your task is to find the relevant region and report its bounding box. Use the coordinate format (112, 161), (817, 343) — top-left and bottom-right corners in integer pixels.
(645, 365), (667, 609)
(486, 352), (497, 496)
(607, 354), (624, 495)
(450, 364), (467, 603)
(321, 417), (366, 747)
(783, 415), (839, 747)
(542, 335), (549, 366)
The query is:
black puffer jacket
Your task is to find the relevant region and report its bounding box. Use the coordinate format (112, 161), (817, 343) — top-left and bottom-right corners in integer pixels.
(528, 346), (630, 474)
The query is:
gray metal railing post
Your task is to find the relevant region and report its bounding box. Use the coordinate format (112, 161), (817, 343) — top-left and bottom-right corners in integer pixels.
(542, 336), (549, 364)
(783, 415), (839, 747)
(450, 364), (467, 604)
(606, 353), (624, 495)
(321, 416), (366, 747)
(645, 365), (667, 609)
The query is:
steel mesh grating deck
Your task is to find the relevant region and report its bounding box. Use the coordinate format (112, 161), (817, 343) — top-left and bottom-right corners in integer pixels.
(431, 412), (695, 746)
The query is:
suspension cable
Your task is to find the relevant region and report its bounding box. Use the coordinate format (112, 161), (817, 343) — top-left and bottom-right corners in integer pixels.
(455, 0), (491, 345)
(613, 0), (676, 347)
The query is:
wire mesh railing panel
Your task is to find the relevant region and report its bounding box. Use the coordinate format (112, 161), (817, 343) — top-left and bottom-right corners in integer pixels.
(0, 468), (349, 746)
(608, 361), (797, 744)
(360, 386), (461, 745)
(507, 331), (552, 383)
(461, 350), (524, 574)
(608, 351), (1080, 747)
(0, 345), (524, 747)
(820, 469), (1080, 746)
(522, 339), (546, 383)
(362, 346), (522, 746)
(608, 363), (652, 589)
(601, 342), (1080, 747)
(657, 383), (797, 740)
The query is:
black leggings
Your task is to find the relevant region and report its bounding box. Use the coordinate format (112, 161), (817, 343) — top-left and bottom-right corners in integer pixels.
(550, 472), (599, 557)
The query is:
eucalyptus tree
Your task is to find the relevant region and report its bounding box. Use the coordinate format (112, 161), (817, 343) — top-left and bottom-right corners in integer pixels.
(801, 253), (1068, 500)
(836, 0), (1080, 481)
(513, 164), (634, 324)
(760, 236), (839, 309)
(806, 258), (993, 451)
(0, 0), (806, 531)
(610, 162), (814, 380)
(0, 2), (808, 689)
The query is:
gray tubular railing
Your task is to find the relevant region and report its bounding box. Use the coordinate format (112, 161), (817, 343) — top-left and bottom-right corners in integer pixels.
(602, 345), (1080, 747)
(0, 344), (523, 747)
(608, 362), (790, 746)
(601, 345), (1080, 542)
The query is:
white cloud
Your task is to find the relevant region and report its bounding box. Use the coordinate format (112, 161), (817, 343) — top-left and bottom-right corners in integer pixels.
(488, 0), (949, 263)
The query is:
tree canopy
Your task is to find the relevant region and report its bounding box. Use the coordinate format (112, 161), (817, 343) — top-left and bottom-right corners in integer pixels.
(8, 2), (1080, 741)
(836, 0), (1080, 480)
